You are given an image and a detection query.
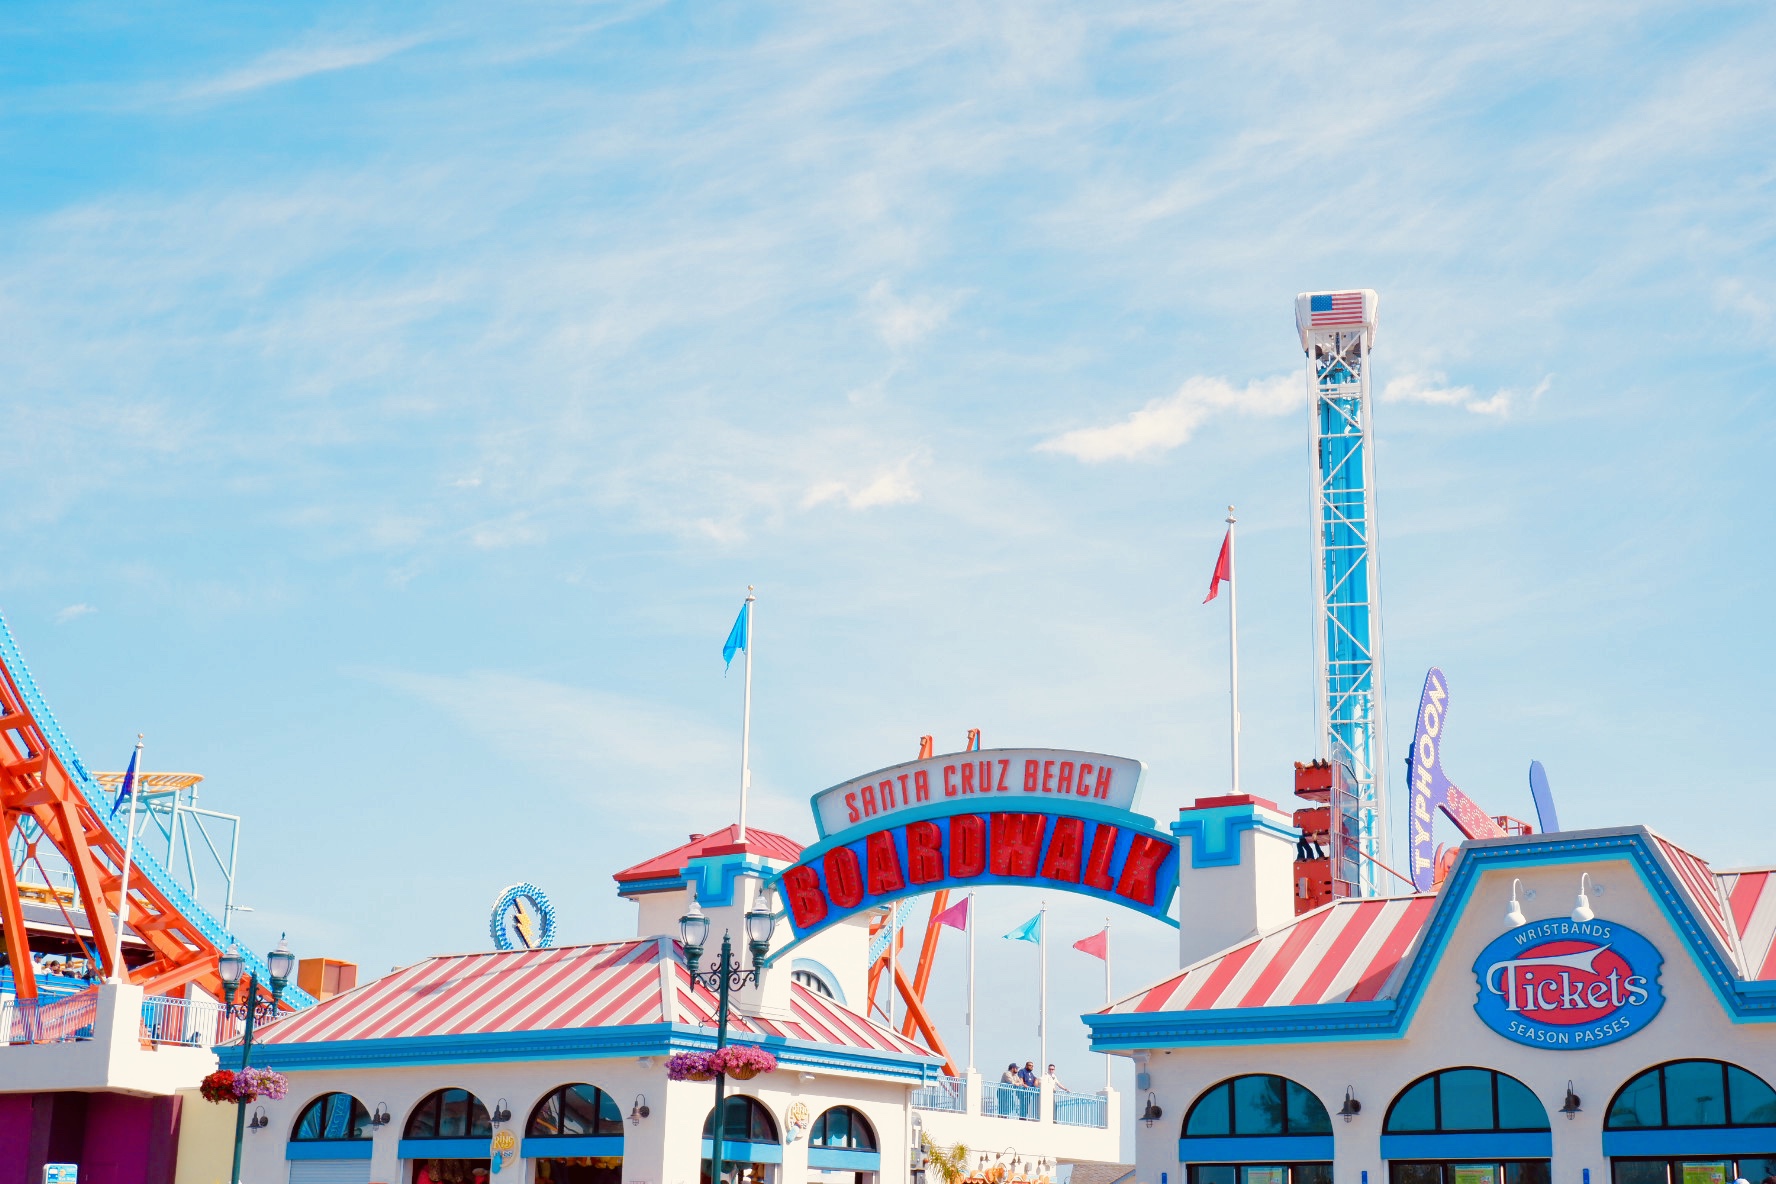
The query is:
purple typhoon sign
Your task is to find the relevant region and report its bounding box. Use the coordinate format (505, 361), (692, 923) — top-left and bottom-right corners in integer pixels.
(1407, 667), (1454, 890)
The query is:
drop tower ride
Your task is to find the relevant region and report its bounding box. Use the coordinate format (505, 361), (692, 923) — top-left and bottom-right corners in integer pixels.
(1295, 290), (1390, 895)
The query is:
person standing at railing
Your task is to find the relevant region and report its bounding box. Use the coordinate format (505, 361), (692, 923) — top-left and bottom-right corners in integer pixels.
(1046, 1064), (1068, 1093)
(998, 1064), (1019, 1116)
(1019, 1062), (1038, 1118)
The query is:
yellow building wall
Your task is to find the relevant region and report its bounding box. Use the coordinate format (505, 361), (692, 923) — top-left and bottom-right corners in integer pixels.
(174, 1090), (246, 1184)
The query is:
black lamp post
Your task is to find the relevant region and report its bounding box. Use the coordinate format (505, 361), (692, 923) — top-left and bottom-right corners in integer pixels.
(218, 935), (295, 1184)
(679, 890), (776, 1184)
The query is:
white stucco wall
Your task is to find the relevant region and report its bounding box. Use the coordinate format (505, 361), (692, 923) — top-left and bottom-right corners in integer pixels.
(1131, 858), (1776, 1184)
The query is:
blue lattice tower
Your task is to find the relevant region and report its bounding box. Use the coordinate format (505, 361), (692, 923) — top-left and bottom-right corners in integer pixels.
(1294, 290), (1390, 896)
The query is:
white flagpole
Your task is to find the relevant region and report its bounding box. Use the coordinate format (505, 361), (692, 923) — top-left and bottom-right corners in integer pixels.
(888, 904), (897, 1028)
(965, 891), (976, 1074)
(112, 735), (143, 982)
(1038, 900), (1048, 1073)
(1103, 920), (1112, 1091)
(1226, 506), (1242, 794)
(738, 587), (756, 843)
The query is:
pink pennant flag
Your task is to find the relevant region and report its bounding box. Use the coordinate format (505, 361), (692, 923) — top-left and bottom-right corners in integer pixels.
(932, 897), (969, 931)
(1073, 927), (1108, 960)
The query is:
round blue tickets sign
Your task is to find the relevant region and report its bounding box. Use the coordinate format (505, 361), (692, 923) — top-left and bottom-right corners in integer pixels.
(1472, 917), (1664, 1049)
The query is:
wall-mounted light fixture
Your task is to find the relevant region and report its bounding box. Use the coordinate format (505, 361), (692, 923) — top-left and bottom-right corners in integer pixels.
(628, 1095), (650, 1126)
(248, 1108), (268, 1132)
(491, 1098), (512, 1124)
(371, 1104), (390, 1127)
(1573, 874), (1596, 923)
(1140, 1094), (1163, 1128)
(1505, 879), (1527, 928)
(1339, 1088), (1362, 1122)
(1560, 1082), (1582, 1119)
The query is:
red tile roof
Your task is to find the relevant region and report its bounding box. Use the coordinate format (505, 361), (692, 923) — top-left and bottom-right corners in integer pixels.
(613, 824), (804, 885)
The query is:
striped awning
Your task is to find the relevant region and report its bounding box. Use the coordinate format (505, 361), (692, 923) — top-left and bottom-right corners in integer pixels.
(1111, 895), (1436, 1013)
(253, 937), (930, 1057)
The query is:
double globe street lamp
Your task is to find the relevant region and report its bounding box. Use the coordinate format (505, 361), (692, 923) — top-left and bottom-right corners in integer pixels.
(218, 935), (296, 1184)
(679, 889), (777, 1184)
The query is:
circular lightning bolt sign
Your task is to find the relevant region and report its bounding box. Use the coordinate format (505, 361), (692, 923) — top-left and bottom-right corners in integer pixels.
(490, 883), (558, 951)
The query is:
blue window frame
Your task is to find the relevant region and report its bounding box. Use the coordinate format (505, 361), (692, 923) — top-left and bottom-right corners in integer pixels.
(1385, 1070), (1550, 1134)
(404, 1089), (493, 1140)
(811, 1107), (877, 1150)
(1185, 1076), (1333, 1138)
(1606, 1061), (1776, 1130)
(527, 1085), (624, 1138)
(292, 1093), (372, 1142)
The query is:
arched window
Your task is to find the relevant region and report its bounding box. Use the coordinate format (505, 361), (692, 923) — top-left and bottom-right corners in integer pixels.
(404, 1089), (493, 1140)
(1385, 1069), (1549, 1134)
(527, 1084), (624, 1138)
(292, 1093), (372, 1141)
(792, 969), (835, 998)
(811, 1107), (877, 1150)
(703, 1096), (778, 1145)
(1184, 1075), (1333, 1137)
(1606, 1060), (1776, 1129)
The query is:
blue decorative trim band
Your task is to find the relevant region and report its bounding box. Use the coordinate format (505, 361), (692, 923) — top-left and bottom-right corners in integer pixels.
(808, 1149), (882, 1170)
(523, 1137), (625, 1157)
(1178, 1136), (1335, 1160)
(399, 1139), (492, 1159)
(287, 1143), (374, 1161)
(1171, 807), (1296, 868)
(1379, 1133), (1552, 1159)
(702, 1140), (783, 1164)
(1601, 1127), (1776, 1156)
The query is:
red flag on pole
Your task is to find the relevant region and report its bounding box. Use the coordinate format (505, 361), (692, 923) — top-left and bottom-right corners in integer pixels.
(1203, 528), (1233, 602)
(1072, 928), (1108, 960)
(932, 897), (970, 931)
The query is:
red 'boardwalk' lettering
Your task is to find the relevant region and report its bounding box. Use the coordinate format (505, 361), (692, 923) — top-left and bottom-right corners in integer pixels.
(781, 809), (1178, 934)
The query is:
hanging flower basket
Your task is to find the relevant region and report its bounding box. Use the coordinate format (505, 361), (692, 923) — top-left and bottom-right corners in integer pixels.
(199, 1067), (289, 1104)
(666, 1051), (717, 1082)
(712, 1045), (777, 1081)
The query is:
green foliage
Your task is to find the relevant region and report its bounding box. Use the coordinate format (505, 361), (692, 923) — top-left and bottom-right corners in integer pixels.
(921, 1133), (970, 1184)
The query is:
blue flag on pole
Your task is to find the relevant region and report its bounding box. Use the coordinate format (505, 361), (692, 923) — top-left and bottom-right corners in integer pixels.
(722, 601), (750, 672)
(1003, 913), (1042, 943)
(111, 744), (140, 818)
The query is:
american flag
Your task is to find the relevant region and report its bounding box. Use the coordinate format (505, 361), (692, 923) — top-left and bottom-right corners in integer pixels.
(1309, 291), (1366, 326)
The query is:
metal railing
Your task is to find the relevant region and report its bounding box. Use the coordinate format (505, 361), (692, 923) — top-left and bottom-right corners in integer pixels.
(5, 988), (98, 1044)
(141, 993), (229, 1047)
(984, 1081), (1041, 1121)
(1053, 1091), (1108, 1128)
(912, 1077), (968, 1113)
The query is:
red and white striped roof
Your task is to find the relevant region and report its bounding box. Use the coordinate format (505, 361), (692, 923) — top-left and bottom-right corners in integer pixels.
(1111, 895), (1437, 1014)
(254, 937), (932, 1059)
(1719, 867), (1776, 981)
(1653, 835), (1738, 956)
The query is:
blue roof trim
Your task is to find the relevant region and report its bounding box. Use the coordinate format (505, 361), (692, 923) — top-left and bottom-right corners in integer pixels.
(239, 1021), (940, 1082)
(1380, 1132), (1552, 1159)
(1601, 1127), (1776, 1157)
(1084, 828), (1776, 1051)
(1177, 1135), (1334, 1161)
(1172, 806), (1298, 869)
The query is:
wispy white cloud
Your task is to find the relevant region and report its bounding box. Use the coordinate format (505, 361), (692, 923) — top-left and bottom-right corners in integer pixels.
(1036, 375), (1298, 461)
(182, 35), (427, 101)
(55, 604), (95, 624)
(1383, 372), (1551, 417)
(865, 280), (959, 350)
(802, 453), (924, 510)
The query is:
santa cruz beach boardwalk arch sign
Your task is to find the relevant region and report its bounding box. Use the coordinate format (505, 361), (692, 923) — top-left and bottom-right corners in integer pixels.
(772, 748), (1181, 947)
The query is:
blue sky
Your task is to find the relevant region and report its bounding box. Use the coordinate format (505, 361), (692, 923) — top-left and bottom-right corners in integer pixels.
(3, 0), (1774, 1095)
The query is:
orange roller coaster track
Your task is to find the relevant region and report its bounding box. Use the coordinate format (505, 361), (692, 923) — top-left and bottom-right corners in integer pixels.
(0, 611), (312, 1011)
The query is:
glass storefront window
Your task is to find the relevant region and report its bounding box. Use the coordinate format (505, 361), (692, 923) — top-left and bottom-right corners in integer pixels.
(1390, 1081), (1437, 1133)
(1609, 1072), (1663, 1129)
(1187, 1166), (1330, 1184)
(1439, 1071), (1497, 1132)
(1664, 1065), (1728, 1128)
(1728, 1069), (1776, 1126)
(1186, 1076), (1333, 1138)
(1188, 1086), (1234, 1137)
(1234, 1078), (1287, 1136)
(1391, 1162), (1550, 1184)
(1605, 1061), (1776, 1132)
